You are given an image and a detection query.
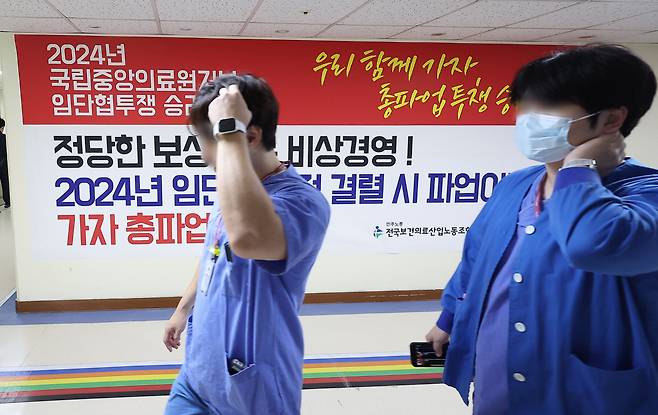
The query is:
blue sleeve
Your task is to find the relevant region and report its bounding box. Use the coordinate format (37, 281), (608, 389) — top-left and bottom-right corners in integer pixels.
(439, 261), (466, 334)
(439, 186), (493, 332)
(548, 167), (658, 276)
(437, 308), (455, 334)
(256, 188), (330, 276)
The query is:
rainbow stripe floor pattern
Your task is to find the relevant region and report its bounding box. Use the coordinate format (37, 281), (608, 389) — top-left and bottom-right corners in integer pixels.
(0, 354), (443, 403)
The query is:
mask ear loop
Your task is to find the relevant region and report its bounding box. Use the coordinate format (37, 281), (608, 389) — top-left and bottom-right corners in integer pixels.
(569, 111), (602, 124)
(567, 111), (604, 147)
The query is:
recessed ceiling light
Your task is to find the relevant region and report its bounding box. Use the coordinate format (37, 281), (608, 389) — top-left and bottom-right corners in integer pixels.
(430, 32), (446, 37)
(578, 35), (596, 39)
(275, 29), (290, 34)
(180, 28), (192, 31)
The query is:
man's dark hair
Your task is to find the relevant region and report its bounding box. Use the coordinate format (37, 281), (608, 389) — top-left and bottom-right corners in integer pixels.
(510, 44), (656, 137)
(0, 118), (5, 129)
(189, 74), (279, 151)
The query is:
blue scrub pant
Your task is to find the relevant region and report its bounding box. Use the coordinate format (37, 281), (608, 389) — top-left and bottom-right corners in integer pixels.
(165, 372), (214, 415)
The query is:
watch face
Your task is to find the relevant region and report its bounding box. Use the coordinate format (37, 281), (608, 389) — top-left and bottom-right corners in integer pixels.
(219, 118), (236, 133)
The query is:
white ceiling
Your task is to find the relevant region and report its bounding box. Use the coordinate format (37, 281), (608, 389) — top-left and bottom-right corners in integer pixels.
(0, 0), (657, 44)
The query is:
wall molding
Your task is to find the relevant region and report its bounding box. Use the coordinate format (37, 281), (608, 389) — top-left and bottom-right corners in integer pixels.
(15, 289), (443, 313)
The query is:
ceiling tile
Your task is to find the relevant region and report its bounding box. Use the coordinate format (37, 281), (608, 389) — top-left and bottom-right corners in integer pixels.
(156, 0), (259, 22)
(0, 16), (77, 33)
(511, 1), (658, 29)
(49, 0), (154, 19)
(539, 29), (647, 43)
(393, 26), (488, 40)
(71, 18), (159, 35)
(0, 0), (60, 18)
(622, 31), (658, 44)
(241, 23), (326, 38)
(341, 0), (475, 26)
(593, 11), (658, 31)
(466, 27), (571, 42)
(319, 25), (408, 39)
(427, 1), (577, 28)
(253, 0), (365, 24)
(161, 21), (243, 36)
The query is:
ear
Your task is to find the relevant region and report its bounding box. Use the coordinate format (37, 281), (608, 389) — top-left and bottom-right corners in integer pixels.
(245, 125), (263, 148)
(600, 107), (628, 135)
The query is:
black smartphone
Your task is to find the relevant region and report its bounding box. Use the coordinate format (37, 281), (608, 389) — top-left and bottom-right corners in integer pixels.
(409, 342), (449, 368)
(228, 358), (246, 375)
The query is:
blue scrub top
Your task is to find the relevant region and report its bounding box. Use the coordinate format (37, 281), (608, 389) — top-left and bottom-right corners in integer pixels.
(182, 165), (330, 415)
(473, 172), (545, 415)
(440, 160), (658, 415)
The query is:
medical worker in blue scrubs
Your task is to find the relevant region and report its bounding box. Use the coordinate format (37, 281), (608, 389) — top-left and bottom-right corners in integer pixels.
(162, 74), (330, 414)
(426, 44), (658, 414)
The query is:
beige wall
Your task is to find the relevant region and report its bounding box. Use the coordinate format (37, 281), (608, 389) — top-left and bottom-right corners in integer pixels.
(0, 209), (16, 303)
(624, 43), (658, 168)
(0, 37), (16, 303)
(1, 34), (26, 302)
(1, 32), (657, 302)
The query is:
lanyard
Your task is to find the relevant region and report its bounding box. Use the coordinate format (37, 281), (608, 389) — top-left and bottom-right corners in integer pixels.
(260, 162), (286, 182)
(534, 175), (546, 218)
(210, 162), (287, 258)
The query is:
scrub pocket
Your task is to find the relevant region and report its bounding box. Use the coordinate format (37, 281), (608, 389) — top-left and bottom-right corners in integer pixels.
(219, 256), (246, 299)
(225, 362), (282, 414)
(565, 353), (650, 415)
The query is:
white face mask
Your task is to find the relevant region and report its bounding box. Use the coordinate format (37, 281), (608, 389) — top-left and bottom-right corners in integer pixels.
(515, 112), (600, 163)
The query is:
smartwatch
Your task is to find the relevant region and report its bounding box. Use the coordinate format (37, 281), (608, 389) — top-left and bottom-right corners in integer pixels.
(213, 117), (246, 139)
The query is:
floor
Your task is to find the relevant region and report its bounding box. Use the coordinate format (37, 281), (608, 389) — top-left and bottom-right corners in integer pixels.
(0, 296), (471, 415)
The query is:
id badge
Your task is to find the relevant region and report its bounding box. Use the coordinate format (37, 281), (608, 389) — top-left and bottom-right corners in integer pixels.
(200, 257), (216, 295)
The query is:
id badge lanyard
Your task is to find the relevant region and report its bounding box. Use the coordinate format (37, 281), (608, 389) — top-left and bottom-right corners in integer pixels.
(534, 175), (546, 217)
(200, 213), (224, 295)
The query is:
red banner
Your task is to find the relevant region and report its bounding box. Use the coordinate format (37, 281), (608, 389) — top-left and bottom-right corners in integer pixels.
(15, 35), (557, 126)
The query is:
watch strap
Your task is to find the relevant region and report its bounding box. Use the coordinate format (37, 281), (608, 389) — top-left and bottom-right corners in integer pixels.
(561, 158), (597, 171)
